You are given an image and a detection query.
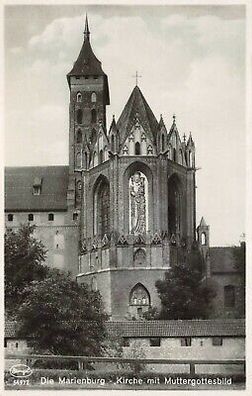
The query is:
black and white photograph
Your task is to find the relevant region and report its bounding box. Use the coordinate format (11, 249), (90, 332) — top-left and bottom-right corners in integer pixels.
(2, 1), (249, 392)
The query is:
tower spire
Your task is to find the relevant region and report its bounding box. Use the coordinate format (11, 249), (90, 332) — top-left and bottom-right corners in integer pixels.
(84, 14), (90, 41)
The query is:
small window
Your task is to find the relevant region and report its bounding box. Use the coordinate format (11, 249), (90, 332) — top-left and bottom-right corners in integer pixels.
(150, 338), (161, 347)
(73, 212), (78, 220)
(201, 232), (206, 245)
(28, 214), (34, 222)
(91, 92), (97, 102)
(77, 92), (82, 102)
(181, 337), (191, 347)
(99, 149), (103, 164)
(15, 342), (18, 349)
(212, 337), (223, 346)
(123, 338), (130, 347)
(8, 214), (13, 222)
(135, 142), (141, 155)
(173, 148), (176, 162)
(48, 213), (54, 221)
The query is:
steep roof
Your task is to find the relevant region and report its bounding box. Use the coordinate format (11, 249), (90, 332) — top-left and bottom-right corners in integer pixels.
(117, 86), (159, 144)
(210, 247), (240, 274)
(107, 320), (245, 338)
(5, 319), (245, 338)
(199, 217), (208, 227)
(5, 166), (69, 212)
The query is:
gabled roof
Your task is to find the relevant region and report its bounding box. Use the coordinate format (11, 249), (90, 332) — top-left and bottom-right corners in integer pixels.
(107, 320), (245, 338)
(117, 86), (159, 144)
(5, 166), (69, 211)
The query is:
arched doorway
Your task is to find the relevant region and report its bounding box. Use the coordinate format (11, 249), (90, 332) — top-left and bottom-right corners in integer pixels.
(129, 283), (150, 319)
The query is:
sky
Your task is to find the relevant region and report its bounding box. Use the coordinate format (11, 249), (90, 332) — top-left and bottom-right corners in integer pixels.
(4, 4), (246, 246)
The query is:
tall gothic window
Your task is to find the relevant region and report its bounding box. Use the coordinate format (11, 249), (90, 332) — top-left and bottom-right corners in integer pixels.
(129, 171), (148, 235)
(161, 134), (165, 152)
(168, 174), (182, 236)
(95, 180), (110, 237)
(129, 283), (150, 306)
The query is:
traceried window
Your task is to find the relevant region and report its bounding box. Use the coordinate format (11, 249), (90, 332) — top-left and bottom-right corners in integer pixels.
(96, 181), (110, 237)
(129, 171), (148, 235)
(91, 92), (97, 102)
(129, 283), (150, 306)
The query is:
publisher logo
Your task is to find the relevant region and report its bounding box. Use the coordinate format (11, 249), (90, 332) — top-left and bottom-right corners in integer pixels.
(10, 364), (33, 378)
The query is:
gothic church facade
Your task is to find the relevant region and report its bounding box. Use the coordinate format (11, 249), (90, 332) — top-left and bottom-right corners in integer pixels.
(5, 17), (243, 320)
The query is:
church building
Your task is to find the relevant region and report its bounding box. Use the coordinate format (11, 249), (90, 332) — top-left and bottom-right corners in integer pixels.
(5, 17), (244, 321)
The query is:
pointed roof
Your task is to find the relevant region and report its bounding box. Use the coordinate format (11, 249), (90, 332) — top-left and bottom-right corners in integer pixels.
(199, 217), (208, 227)
(109, 115), (118, 135)
(159, 114), (166, 131)
(117, 85), (159, 143)
(187, 132), (194, 146)
(67, 16), (110, 104)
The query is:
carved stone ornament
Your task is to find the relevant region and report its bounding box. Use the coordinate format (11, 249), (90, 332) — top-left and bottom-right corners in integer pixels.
(133, 234), (145, 245)
(117, 234), (128, 246)
(102, 233), (110, 247)
(151, 232), (162, 245)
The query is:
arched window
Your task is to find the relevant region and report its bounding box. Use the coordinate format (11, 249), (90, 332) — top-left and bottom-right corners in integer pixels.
(76, 92), (82, 102)
(224, 285), (235, 308)
(201, 232), (206, 245)
(104, 146), (108, 161)
(133, 248), (146, 267)
(173, 148), (176, 162)
(188, 151), (192, 167)
(91, 109), (97, 123)
(48, 213), (54, 221)
(129, 283), (150, 306)
(99, 149), (103, 164)
(76, 129), (82, 143)
(91, 129), (97, 146)
(135, 142), (141, 155)
(95, 180), (110, 237)
(76, 109), (83, 124)
(93, 151), (98, 167)
(111, 135), (115, 152)
(161, 134), (165, 152)
(179, 149), (183, 164)
(91, 92), (97, 103)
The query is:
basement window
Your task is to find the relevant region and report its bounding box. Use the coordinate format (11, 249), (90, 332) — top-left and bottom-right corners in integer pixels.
(212, 337), (223, 346)
(181, 337), (191, 347)
(150, 338), (161, 347)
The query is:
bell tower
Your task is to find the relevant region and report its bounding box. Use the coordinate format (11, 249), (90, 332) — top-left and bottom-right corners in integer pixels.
(67, 15), (110, 209)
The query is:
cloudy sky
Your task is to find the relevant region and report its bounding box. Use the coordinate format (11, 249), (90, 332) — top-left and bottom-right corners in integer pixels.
(4, 4), (246, 246)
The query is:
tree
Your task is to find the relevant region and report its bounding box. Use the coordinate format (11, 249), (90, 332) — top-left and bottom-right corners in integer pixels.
(156, 247), (215, 319)
(5, 224), (49, 314)
(17, 269), (108, 356)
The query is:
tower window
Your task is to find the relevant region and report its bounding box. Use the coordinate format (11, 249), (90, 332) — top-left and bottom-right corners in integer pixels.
(48, 213), (54, 221)
(135, 142), (141, 155)
(224, 285), (235, 308)
(76, 130), (82, 143)
(91, 92), (97, 103)
(91, 109), (97, 123)
(76, 92), (82, 102)
(28, 214), (34, 222)
(8, 214), (13, 222)
(201, 232), (206, 245)
(76, 109), (83, 124)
